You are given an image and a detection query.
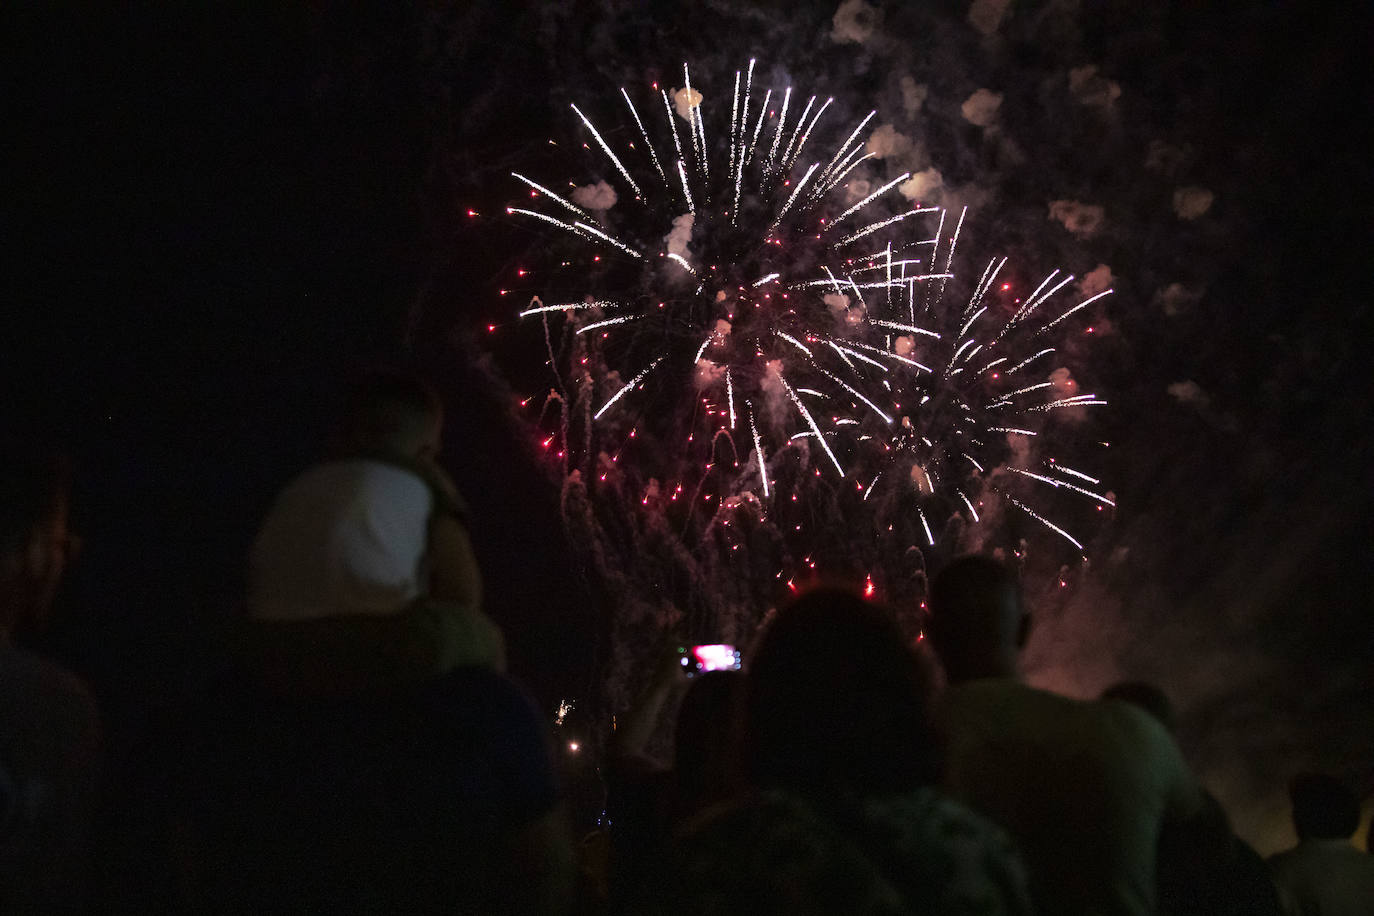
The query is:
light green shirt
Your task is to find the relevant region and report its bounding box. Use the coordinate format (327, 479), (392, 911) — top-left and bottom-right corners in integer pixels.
(939, 678), (1204, 916)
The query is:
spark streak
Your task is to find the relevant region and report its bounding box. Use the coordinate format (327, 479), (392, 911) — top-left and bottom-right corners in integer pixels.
(780, 375), (844, 476)
(570, 103), (643, 198)
(621, 88), (667, 185)
(594, 357), (665, 420)
(749, 405), (770, 498)
(1005, 495), (1085, 551)
(827, 172), (913, 231)
(838, 207), (940, 245)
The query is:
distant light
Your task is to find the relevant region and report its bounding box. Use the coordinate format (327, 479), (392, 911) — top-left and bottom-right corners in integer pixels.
(568, 741), (580, 752)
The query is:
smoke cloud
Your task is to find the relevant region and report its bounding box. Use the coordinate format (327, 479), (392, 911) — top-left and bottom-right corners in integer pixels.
(898, 167), (944, 201)
(843, 177), (871, 205)
(1048, 199), (1105, 237)
(572, 180), (617, 212)
(1049, 366), (1079, 398)
(1153, 282), (1203, 316)
(1068, 65), (1122, 111)
(1079, 264), (1114, 298)
(899, 76), (928, 119)
(672, 86), (702, 121)
(866, 123), (914, 160)
(822, 291), (851, 319)
(663, 212), (695, 258)
(1173, 186), (1215, 220)
(1168, 380), (1210, 408)
(831, 0), (881, 44)
(961, 88), (1004, 127)
(968, 0), (1013, 36)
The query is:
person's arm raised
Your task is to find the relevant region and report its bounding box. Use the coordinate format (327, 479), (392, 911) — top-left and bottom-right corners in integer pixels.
(612, 639), (689, 762)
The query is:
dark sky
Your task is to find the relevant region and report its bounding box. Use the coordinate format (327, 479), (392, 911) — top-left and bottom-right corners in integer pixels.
(4, 0), (1371, 853)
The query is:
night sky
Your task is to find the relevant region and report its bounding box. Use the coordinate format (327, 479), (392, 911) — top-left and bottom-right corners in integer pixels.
(5, 0), (1371, 856)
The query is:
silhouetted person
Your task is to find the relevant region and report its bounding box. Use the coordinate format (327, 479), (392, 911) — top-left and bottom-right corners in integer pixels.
(1267, 773), (1374, 916)
(927, 556), (1206, 916)
(243, 369), (503, 695)
(1101, 680), (1282, 916)
(642, 587), (1032, 915)
(180, 665), (575, 915)
(604, 649), (745, 909)
(0, 444), (100, 912)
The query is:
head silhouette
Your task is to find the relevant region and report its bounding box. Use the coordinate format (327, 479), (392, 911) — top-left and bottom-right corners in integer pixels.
(926, 555), (1027, 684)
(336, 369), (443, 460)
(746, 587), (937, 798)
(1288, 773), (1359, 841)
(0, 441), (72, 636)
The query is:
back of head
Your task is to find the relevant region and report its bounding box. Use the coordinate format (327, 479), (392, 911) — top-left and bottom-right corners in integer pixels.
(1289, 773), (1359, 840)
(927, 555), (1024, 683)
(746, 587), (937, 798)
(336, 369), (442, 458)
(0, 439), (70, 633)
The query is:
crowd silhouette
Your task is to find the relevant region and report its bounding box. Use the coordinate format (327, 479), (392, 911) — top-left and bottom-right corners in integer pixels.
(1, 371), (1370, 914)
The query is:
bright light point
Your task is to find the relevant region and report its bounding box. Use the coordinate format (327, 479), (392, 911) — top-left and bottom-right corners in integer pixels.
(568, 742), (580, 752)
(467, 209), (478, 217)
(487, 324), (496, 332)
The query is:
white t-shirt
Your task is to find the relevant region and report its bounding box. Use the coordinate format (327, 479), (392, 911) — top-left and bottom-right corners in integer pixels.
(248, 459), (433, 621)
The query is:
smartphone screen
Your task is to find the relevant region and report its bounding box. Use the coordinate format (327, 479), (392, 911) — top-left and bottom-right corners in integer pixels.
(686, 644), (741, 675)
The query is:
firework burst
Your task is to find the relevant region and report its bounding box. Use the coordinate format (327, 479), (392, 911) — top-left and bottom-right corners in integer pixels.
(505, 60), (1114, 584)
